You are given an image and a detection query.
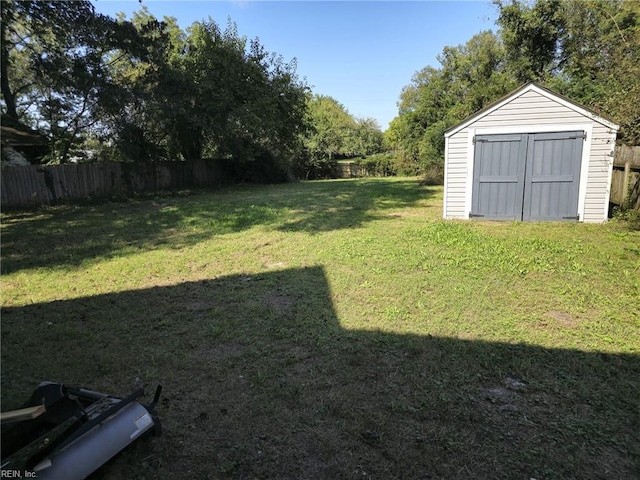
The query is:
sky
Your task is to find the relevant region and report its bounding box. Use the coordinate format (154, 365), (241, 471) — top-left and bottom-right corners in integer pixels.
(93, 1), (498, 130)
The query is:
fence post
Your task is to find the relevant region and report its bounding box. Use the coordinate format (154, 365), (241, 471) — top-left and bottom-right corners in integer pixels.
(622, 161), (630, 206)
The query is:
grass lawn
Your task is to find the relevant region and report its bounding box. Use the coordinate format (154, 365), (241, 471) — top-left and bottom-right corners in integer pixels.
(2, 177), (639, 479)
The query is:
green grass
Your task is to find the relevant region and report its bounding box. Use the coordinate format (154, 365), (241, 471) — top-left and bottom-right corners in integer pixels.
(2, 178), (639, 479)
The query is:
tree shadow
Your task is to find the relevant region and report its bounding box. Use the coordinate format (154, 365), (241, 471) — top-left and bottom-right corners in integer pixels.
(2, 266), (638, 479)
(0, 179), (436, 274)
(275, 179), (437, 233)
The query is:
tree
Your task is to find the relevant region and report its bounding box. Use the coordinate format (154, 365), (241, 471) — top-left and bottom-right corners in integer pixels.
(107, 11), (310, 179)
(106, 8), (189, 162)
(387, 31), (513, 172)
(2, 3), (310, 176)
(495, 0), (640, 143)
(387, 0), (640, 175)
(296, 95), (385, 179)
(1, 0), (141, 163)
(495, 0), (565, 83)
(305, 95), (384, 159)
(354, 117), (384, 157)
(304, 95), (356, 161)
(555, 0), (640, 143)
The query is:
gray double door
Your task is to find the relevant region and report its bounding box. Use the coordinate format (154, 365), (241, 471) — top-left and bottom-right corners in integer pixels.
(471, 131), (584, 221)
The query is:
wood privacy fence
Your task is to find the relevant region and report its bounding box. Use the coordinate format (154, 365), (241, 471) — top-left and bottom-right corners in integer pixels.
(610, 146), (640, 211)
(2, 149), (640, 211)
(337, 162), (369, 178)
(1, 159), (224, 209)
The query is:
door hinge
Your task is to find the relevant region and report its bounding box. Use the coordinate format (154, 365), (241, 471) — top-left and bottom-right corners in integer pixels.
(469, 213), (484, 218)
(563, 215), (580, 220)
(472, 136), (488, 145)
(569, 132), (587, 140)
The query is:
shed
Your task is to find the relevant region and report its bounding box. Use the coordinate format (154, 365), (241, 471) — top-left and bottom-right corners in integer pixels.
(443, 83), (619, 223)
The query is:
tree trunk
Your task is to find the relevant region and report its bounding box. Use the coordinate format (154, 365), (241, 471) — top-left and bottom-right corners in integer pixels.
(1, 4), (19, 119)
(179, 126), (203, 161)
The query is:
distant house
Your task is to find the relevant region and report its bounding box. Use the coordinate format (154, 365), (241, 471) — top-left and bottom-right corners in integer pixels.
(443, 83), (619, 223)
(1, 115), (49, 165)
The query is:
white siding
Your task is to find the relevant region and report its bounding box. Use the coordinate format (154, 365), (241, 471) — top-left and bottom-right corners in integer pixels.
(444, 86), (618, 223)
(472, 90), (589, 128)
(583, 123), (615, 222)
(443, 132), (468, 218)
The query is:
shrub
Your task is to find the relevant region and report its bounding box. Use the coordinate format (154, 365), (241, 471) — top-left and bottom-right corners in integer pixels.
(419, 164), (444, 185)
(359, 153), (398, 177)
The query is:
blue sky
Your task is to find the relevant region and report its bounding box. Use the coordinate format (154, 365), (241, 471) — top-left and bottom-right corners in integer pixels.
(94, 1), (498, 130)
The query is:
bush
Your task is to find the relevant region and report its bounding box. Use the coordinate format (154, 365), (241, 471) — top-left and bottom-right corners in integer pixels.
(356, 153), (444, 180)
(419, 164), (444, 185)
(358, 153), (397, 177)
(612, 205), (640, 230)
(290, 153), (339, 180)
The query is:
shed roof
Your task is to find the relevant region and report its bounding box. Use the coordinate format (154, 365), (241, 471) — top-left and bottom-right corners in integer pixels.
(444, 82), (619, 138)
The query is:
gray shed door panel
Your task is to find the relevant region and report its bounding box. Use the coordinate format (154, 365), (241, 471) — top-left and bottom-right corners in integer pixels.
(471, 134), (527, 220)
(523, 132), (584, 221)
(471, 131), (583, 221)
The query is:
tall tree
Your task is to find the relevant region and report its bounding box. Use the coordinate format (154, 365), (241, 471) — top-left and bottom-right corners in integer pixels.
(303, 95), (384, 159)
(304, 95), (356, 162)
(555, 0), (640, 143)
(387, 31), (513, 170)
(495, 0), (640, 144)
(1, 0), (141, 162)
(0, 1), (20, 119)
(495, 0), (565, 83)
(107, 8), (188, 162)
(108, 10), (310, 179)
(354, 117), (384, 157)
(296, 95), (384, 178)
(388, 0), (640, 174)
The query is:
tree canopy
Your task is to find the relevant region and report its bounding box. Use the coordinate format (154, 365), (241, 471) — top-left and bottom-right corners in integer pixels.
(1, 1), (312, 180)
(1, 2), (385, 180)
(304, 95), (382, 159)
(0, 0), (139, 162)
(294, 94), (383, 179)
(5, 0), (636, 181)
(387, 0), (640, 174)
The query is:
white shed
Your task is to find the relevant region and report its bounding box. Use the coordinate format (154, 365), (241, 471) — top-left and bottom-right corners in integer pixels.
(443, 83), (619, 223)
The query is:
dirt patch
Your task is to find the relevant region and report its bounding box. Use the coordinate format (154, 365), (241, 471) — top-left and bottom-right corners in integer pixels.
(479, 376), (528, 412)
(263, 261), (286, 269)
(266, 294), (295, 314)
(186, 301), (217, 313)
(545, 311), (580, 327)
(481, 386), (521, 411)
(190, 343), (246, 361)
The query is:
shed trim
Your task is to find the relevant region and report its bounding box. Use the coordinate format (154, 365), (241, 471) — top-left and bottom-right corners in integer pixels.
(442, 130), (451, 218)
(444, 83), (619, 139)
(464, 123), (594, 220)
(603, 141), (616, 220)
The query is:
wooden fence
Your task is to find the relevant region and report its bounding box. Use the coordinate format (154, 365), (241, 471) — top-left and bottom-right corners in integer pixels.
(610, 146), (640, 211)
(3, 149), (640, 210)
(1, 159), (224, 209)
(337, 162), (369, 178)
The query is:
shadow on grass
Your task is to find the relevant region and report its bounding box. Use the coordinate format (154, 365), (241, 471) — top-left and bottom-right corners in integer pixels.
(0, 179), (435, 274)
(2, 266), (639, 479)
(274, 179), (436, 233)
